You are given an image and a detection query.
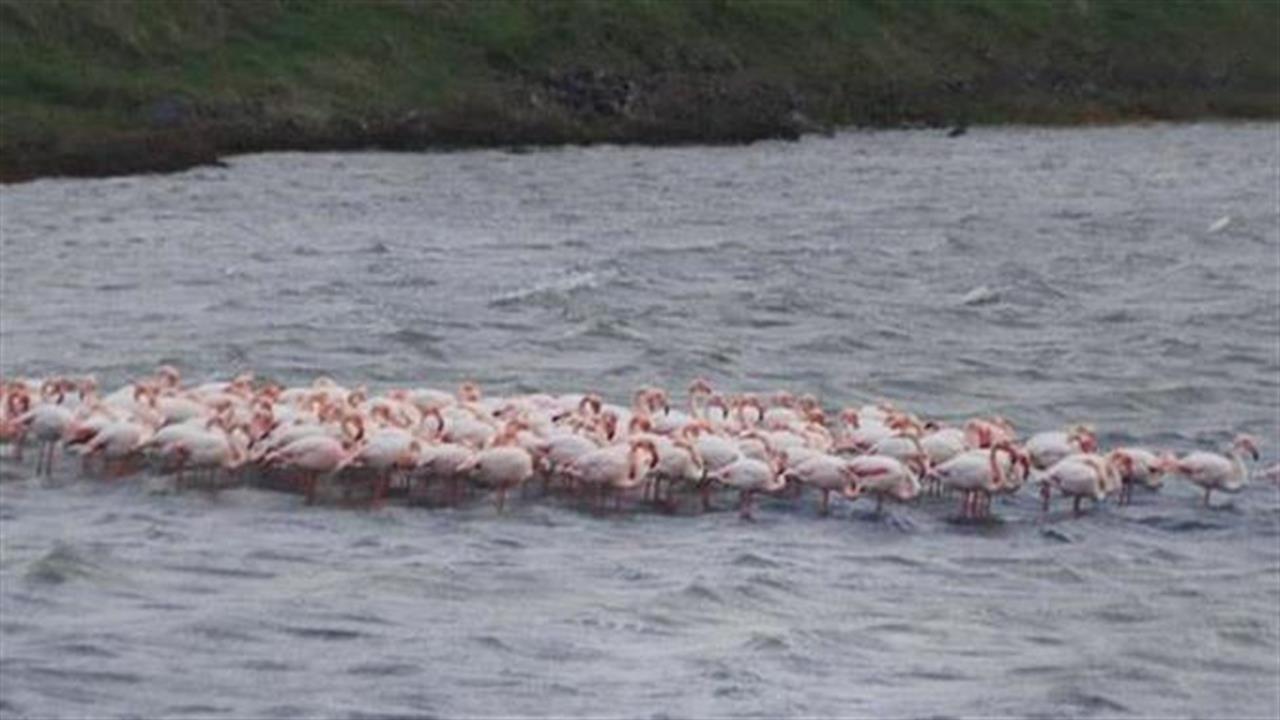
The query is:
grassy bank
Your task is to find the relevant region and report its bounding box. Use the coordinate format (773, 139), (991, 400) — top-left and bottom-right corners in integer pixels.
(1, 0), (1277, 182)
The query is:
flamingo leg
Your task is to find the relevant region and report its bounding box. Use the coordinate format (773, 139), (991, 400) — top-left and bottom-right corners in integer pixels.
(496, 486), (507, 514)
(874, 494), (884, 515)
(1202, 487), (1212, 507)
(819, 488), (830, 516)
(1072, 495), (1083, 516)
(370, 471), (388, 509)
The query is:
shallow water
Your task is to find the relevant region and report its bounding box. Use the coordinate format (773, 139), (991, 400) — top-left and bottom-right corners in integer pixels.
(2, 124), (1279, 718)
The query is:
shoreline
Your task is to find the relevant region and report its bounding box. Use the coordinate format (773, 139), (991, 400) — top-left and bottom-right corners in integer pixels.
(3, 109), (1275, 185)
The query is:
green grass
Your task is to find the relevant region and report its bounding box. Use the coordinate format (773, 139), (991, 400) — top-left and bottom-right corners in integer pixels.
(1, 0), (1277, 179)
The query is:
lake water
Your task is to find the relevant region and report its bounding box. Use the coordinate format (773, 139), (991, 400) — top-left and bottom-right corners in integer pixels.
(1, 124), (1278, 718)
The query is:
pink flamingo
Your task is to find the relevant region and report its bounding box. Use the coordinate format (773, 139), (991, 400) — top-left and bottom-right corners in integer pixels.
(1040, 453), (1122, 516)
(1025, 424), (1097, 470)
(1109, 447), (1173, 505)
(1169, 434), (1259, 507)
(783, 454), (855, 515)
(454, 423), (536, 513)
(265, 434), (363, 505)
(843, 454), (923, 513)
(705, 454), (789, 520)
(930, 442), (1020, 519)
(560, 439), (658, 512)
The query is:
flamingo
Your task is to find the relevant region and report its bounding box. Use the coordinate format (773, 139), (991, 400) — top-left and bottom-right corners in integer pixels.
(963, 417), (1016, 449)
(346, 426), (421, 506)
(560, 439), (657, 512)
(930, 442), (1019, 519)
(1169, 434), (1259, 507)
(74, 418), (156, 478)
(1025, 424), (1097, 470)
(1040, 453), (1122, 516)
(784, 453), (855, 515)
(705, 454), (789, 519)
(455, 445), (535, 513)
(413, 441), (477, 505)
(919, 426), (968, 494)
(1109, 447), (1172, 505)
(165, 426), (249, 491)
(265, 434), (363, 505)
(645, 436), (703, 507)
(1, 385), (33, 460)
(843, 455), (923, 513)
(14, 402), (74, 476)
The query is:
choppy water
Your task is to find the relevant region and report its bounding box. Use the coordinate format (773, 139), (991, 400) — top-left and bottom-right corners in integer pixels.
(2, 124), (1279, 718)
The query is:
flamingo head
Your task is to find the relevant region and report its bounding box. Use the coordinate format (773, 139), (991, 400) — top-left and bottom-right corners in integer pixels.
(840, 475), (863, 500)
(650, 388), (670, 415)
(964, 419), (992, 448)
(396, 441), (423, 469)
(346, 387), (368, 408)
(224, 375), (253, 400)
(737, 395), (764, 424)
(133, 383), (159, 407)
(629, 439), (659, 477)
(40, 379), (66, 404)
(888, 414), (922, 437)
(679, 419), (711, 441)
(770, 451), (788, 477)
(688, 378), (714, 398)
(1070, 424), (1098, 453)
(804, 407), (827, 425)
(705, 394), (729, 420)
(458, 382), (482, 403)
(628, 415), (653, 436)
(578, 393), (603, 416)
(674, 438), (704, 471)
(156, 365), (181, 389)
(1233, 434), (1260, 462)
(599, 411), (619, 441)
(422, 407), (446, 436)
(839, 408), (860, 429)
(1153, 451), (1178, 476)
(1106, 450), (1135, 477)
(341, 414), (365, 443)
(5, 390), (31, 417)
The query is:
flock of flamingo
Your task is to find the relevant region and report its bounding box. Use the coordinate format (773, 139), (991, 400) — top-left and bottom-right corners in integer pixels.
(0, 367), (1273, 520)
